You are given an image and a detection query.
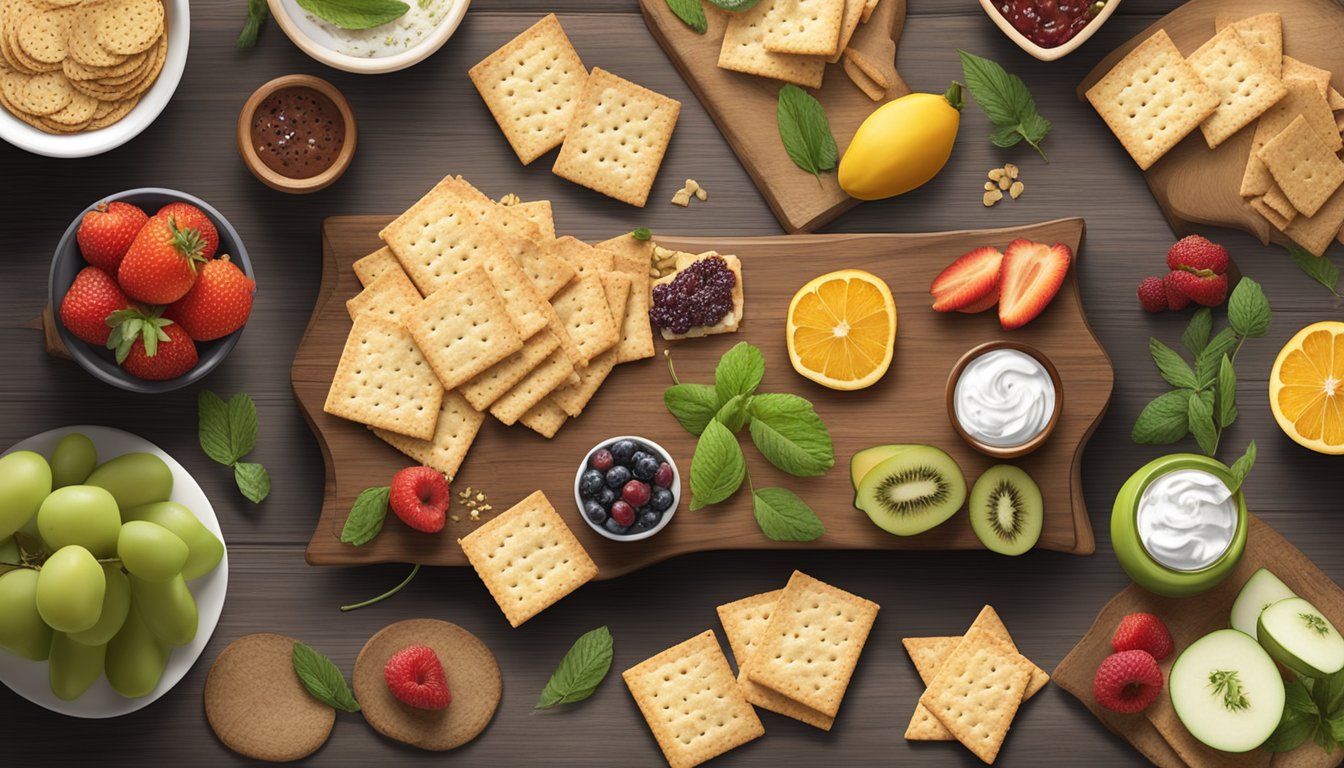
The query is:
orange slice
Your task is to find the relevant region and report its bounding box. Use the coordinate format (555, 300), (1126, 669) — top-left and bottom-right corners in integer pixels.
(786, 269), (896, 390)
(1269, 321), (1344, 454)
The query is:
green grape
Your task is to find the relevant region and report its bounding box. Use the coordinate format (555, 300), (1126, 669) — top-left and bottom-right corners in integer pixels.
(47, 631), (105, 701)
(68, 564), (129, 646)
(50, 433), (97, 489)
(37, 485), (121, 558)
(117, 522), (187, 583)
(122, 502), (223, 581)
(85, 453), (172, 511)
(129, 573), (197, 647)
(0, 450), (52, 540)
(35, 545), (105, 634)
(105, 603), (168, 698)
(0, 569), (53, 661)
(0, 535), (19, 575)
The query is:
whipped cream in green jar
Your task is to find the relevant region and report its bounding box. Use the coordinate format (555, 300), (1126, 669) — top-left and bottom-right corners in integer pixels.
(1136, 468), (1237, 572)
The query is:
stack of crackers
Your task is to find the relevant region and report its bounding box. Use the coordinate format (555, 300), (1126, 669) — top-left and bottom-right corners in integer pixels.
(469, 14), (681, 208)
(902, 605), (1049, 764)
(323, 174), (656, 481)
(1086, 14), (1344, 255)
(0, 0), (166, 133)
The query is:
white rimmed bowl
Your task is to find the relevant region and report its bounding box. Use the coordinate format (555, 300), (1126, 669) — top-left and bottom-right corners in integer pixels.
(574, 436), (680, 543)
(978, 0), (1121, 62)
(267, 0), (470, 75)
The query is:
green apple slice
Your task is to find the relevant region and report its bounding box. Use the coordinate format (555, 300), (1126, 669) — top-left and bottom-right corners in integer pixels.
(1171, 629), (1284, 753)
(1230, 568), (1296, 640)
(1258, 597), (1344, 678)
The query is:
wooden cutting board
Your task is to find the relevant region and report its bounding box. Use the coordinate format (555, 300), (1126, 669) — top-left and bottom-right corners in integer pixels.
(1053, 516), (1344, 768)
(293, 217), (1112, 574)
(638, 0), (910, 233)
(1076, 0), (1344, 248)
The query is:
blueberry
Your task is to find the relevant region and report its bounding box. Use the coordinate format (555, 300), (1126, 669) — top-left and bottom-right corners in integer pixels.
(650, 487), (674, 512)
(609, 439), (638, 464)
(583, 500), (608, 525)
(579, 469), (604, 497)
(639, 509), (660, 528)
(604, 465), (632, 488)
(632, 453), (660, 481)
(602, 517), (630, 535)
(597, 487), (618, 509)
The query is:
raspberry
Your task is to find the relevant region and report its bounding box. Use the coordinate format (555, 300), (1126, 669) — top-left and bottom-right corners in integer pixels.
(1112, 612), (1174, 661)
(1136, 276), (1167, 313)
(1163, 272), (1192, 311)
(1093, 650), (1163, 714)
(384, 645), (452, 710)
(1166, 269), (1228, 308)
(1166, 235), (1229, 274)
(389, 466), (449, 533)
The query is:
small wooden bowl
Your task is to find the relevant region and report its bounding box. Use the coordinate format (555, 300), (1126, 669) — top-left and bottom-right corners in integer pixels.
(236, 75), (356, 195)
(945, 340), (1063, 459)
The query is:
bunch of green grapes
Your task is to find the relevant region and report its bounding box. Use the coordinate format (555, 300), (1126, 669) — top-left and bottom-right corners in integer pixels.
(0, 433), (224, 701)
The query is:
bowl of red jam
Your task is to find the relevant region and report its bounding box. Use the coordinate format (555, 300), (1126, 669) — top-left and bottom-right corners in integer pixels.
(979, 0), (1119, 61)
(236, 75), (356, 194)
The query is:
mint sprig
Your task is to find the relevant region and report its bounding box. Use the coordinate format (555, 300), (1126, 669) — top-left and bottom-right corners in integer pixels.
(340, 486), (390, 546)
(199, 390), (271, 503)
(237, 0), (267, 48)
(777, 84), (838, 181)
(291, 642), (360, 712)
(958, 50), (1051, 161)
(1265, 671), (1344, 754)
(536, 626), (614, 709)
(666, 0), (707, 33)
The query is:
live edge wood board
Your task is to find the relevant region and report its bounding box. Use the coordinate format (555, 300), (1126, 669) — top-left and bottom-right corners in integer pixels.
(293, 217), (1112, 573)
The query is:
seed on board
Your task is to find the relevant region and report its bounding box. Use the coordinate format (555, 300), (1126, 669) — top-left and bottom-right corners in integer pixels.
(1009, 181), (1025, 199)
(984, 181), (996, 191)
(498, 192), (521, 206)
(695, 187), (707, 201)
(1004, 163), (1019, 180)
(983, 189), (1004, 207)
(998, 175), (1011, 190)
(988, 168), (1005, 182)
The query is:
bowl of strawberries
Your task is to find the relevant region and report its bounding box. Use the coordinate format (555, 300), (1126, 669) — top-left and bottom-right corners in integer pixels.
(49, 189), (256, 393)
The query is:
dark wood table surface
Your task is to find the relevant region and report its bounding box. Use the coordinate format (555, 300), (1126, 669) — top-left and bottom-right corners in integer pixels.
(3, 1), (1342, 765)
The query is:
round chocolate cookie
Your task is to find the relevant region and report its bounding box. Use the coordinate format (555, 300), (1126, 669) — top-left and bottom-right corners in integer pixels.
(353, 619), (501, 751)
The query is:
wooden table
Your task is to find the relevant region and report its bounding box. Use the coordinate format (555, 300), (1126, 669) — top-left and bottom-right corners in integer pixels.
(2, 1), (1341, 765)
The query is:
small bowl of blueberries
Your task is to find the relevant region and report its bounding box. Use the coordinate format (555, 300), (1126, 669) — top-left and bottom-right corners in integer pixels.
(575, 436), (680, 541)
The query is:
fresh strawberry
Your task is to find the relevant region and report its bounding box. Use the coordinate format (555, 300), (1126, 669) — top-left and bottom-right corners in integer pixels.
(1166, 235), (1229, 274)
(117, 214), (208, 305)
(155, 202), (219, 260)
(998, 239), (1071, 330)
(1163, 273), (1192, 311)
(1165, 269), (1227, 307)
(114, 319), (198, 381)
(958, 290), (1000, 314)
(930, 246), (1003, 312)
(389, 466), (449, 533)
(59, 267), (131, 345)
(163, 256), (255, 341)
(1136, 276), (1167, 313)
(76, 201), (148, 273)
(384, 645), (452, 710)
(1112, 613), (1174, 661)
(1093, 650), (1164, 714)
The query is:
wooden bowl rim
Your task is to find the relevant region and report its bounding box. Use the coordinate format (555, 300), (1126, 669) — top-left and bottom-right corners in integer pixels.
(944, 339), (1064, 460)
(235, 74), (357, 195)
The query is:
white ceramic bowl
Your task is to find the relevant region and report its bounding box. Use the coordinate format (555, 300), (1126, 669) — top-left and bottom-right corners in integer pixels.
(0, 0), (189, 158)
(978, 0), (1120, 62)
(574, 436), (680, 543)
(267, 0), (470, 75)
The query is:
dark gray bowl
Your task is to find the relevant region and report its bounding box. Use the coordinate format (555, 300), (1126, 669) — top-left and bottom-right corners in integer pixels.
(48, 188), (254, 393)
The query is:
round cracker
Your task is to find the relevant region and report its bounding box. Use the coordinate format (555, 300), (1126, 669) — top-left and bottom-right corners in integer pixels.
(17, 8), (71, 64)
(204, 633), (337, 763)
(85, 93), (133, 128)
(17, 69), (68, 114)
(94, 0), (161, 55)
(69, 9), (126, 67)
(62, 46), (141, 79)
(353, 619), (501, 751)
(43, 87), (92, 123)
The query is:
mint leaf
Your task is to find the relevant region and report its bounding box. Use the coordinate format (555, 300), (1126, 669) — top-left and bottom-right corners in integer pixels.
(1182, 308), (1212, 356)
(1289, 244), (1342, 296)
(536, 626), (614, 709)
(1228, 277), (1271, 338)
(664, 383), (720, 436)
(198, 390), (235, 465)
(1132, 390), (1192, 444)
(777, 84), (838, 179)
(752, 488), (824, 541)
(1150, 338), (1196, 389)
(1264, 708), (1316, 752)
(666, 0), (707, 33)
(715, 342), (765, 404)
(1196, 328), (1238, 389)
(715, 394), (750, 433)
(237, 0), (267, 48)
(958, 50), (1050, 161)
(689, 420), (746, 510)
(1319, 668), (1344, 716)
(292, 642), (360, 712)
(1227, 441), (1256, 494)
(631, 227), (652, 241)
(748, 393), (834, 476)
(1188, 391), (1217, 455)
(1287, 677), (1318, 715)
(1217, 355), (1237, 428)
(226, 392), (259, 459)
(234, 462), (270, 503)
(294, 0), (408, 29)
(340, 486), (390, 546)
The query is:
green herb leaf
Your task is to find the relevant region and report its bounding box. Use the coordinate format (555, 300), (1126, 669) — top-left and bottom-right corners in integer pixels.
(1209, 669), (1251, 712)
(1196, 328), (1239, 389)
(664, 383), (721, 436)
(715, 342), (765, 404)
(1149, 338), (1196, 389)
(1318, 668), (1344, 715)
(666, 0), (707, 33)
(227, 392), (259, 458)
(233, 462), (271, 503)
(294, 0), (409, 30)
(237, 0), (268, 48)
(1227, 440), (1256, 494)
(689, 420), (747, 510)
(631, 227), (652, 241)
(198, 390), (235, 465)
(1131, 390), (1193, 444)
(705, 0), (761, 10)
(748, 393), (834, 476)
(536, 626), (614, 709)
(1288, 244), (1342, 296)
(1188, 391), (1217, 455)
(715, 394), (751, 433)
(958, 50), (1050, 161)
(1228, 277), (1271, 338)
(1217, 354), (1237, 428)
(340, 486), (390, 546)
(777, 84), (838, 179)
(1265, 708), (1317, 753)
(292, 642), (360, 712)
(1287, 677), (1318, 716)
(1182, 308), (1212, 356)
(752, 487), (824, 541)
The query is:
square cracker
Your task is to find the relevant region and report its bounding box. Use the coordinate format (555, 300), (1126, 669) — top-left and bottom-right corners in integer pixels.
(379, 189), (503, 296)
(518, 397), (569, 438)
(763, 0), (844, 57)
(549, 348), (618, 418)
(323, 316), (444, 440)
(371, 391), (483, 480)
(352, 246), (400, 288)
(743, 571), (879, 718)
(1214, 13), (1282, 76)
(1286, 184), (1344, 256)
(600, 271), (632, 330)
(918, 628), (1032, 764)
(1188, 25), (1286, 148)
(826, 0), (866, 64)
(488, 348), (575, 426)
(1282, 56), (1332, 98)
(1258, 114), (1344, 217)
(623, 630), (765, 768)
(718, 0), (825, 89)
(346, 265), (422, 324)
(1262, 183), (1296, 220)
(550, 274), (620, 363)
(403, 267), (525, 391)
(554, 235), (615, 278)
(511, 200), (555, 239)
(1250, 196), (1294, 231)
(468, 13), (587, 165)
(902, 636), (961, 685)
(459, 330), (561, 412)
(552, 67), (680, 208)
(482, 251), (549, 339)
(1085, 30), (1220, 170)
(457, 490), (597, 627)
(597, 234), (657, 363)
(716, 590), (784, 669)
(1241, 79), (1342, 198)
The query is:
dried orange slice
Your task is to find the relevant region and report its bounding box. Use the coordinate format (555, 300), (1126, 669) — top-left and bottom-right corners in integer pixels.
(1269, 321), (1344, 454)
(786, 269), (896, 390)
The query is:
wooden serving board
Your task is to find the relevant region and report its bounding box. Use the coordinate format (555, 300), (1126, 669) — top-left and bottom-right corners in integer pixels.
(294, 217), (1112, 575)
(1076, 0), (1344, 249)
(638, 0), (910, 234)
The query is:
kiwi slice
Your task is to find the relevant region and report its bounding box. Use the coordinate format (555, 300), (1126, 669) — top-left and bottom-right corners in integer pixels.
(849, 445), (915, 507)
(855, 446), (966, 536)
(968, 465), (1043, 556)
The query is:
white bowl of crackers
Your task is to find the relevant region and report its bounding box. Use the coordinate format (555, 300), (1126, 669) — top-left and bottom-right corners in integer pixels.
(0, 0), (186, 157)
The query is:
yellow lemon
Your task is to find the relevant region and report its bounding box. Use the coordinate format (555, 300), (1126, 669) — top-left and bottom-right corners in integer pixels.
(838, 84), (962, 201)
(786, 269), (896, 390)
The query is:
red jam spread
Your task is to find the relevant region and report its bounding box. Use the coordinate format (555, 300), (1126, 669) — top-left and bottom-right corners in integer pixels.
(995, 0), (1104, 48)
(249, 86), (345, 179)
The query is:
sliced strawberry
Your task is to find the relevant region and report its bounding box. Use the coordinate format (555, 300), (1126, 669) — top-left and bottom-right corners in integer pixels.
(998, 240), (1071, 330)
(957, 290), (1000, 314)
(930, 246), (1003, 312)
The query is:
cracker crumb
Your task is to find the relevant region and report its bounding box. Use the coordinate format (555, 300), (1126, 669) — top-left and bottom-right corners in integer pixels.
(1004, 163), (1019, 180)
(498, 193), (521, 206)
(671, 179), (706, 207)
(695, 187), (707, 201)
(998, 175), (1011, 190)
(983, 181), (996, 191)
(1009, 181), (1025, 199)
(469, 509), (480, 521)
(988, 168), (1005, 182)
(983, 189), (1003, 207)
(670, 189), (692, 207)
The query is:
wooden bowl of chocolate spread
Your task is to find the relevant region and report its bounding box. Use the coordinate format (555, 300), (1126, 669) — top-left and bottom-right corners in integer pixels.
(237, 75), (356, 194)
